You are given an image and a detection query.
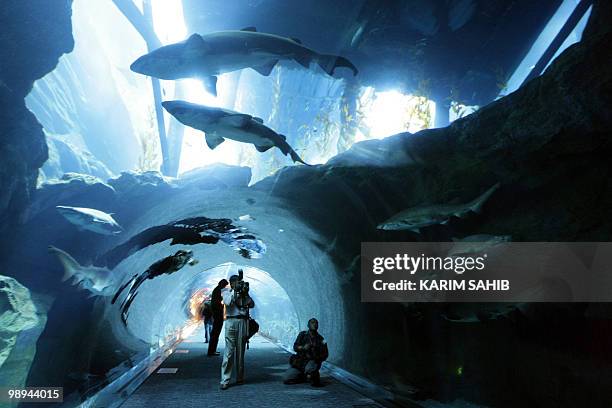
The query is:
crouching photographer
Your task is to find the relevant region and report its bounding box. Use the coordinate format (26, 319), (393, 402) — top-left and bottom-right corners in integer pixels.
(283, 318), (328, 387)
(219, 270), (256, 390)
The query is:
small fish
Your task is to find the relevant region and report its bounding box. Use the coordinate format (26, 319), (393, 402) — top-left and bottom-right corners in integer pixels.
(56, 206), (123, 236)
(48, 246), (115, 296)
(377, 183), (501, 232)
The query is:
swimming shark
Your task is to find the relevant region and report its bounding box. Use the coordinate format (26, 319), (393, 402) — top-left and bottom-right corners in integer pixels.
(162, 100), (309, 165)
(56, 206), (123, 236)
(447, 234), (512, 257)
(130, 27), (358, 96)
(377, 183), (501, 232)
(48, 246), (116, 296)
(112, 250), (199, 325)
(442, 303), (526, 323)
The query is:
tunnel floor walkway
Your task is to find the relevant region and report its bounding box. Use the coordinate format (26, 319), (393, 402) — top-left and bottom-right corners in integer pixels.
(121, 328), (385, 408)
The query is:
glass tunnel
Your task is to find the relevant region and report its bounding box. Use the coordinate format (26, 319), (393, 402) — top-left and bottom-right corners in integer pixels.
(106, 187), (346, 356)
(1, 0), (611, 408)
(158, 263), (300, 349)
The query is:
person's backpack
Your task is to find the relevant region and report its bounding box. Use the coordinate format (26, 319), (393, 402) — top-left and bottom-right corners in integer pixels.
(201, 301), (212, 320)
(247, 317), (259, 339)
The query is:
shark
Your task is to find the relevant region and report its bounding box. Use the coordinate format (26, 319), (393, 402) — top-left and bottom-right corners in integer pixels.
(48, 246), (116, 296)
(112, 250), (199, 325)
(162, 100), (309, 165)
(130, 27), (358, 96)
(447, 234), (512, 257)
(377, 183), (501, 233)
(56, 206), (123, 236)
(442, 303), (526, 323)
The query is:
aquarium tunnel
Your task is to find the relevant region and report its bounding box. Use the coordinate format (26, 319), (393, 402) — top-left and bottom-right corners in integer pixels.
(1, 0), (611, 407)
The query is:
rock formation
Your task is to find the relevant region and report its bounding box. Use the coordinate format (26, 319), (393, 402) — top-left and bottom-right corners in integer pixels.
(0, 0), (74, 234)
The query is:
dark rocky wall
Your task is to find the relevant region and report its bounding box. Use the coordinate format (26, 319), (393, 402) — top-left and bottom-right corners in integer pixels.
(250, 2), (612, 406)
(10, 167), (249, 398)
(0, 0), (74, 235)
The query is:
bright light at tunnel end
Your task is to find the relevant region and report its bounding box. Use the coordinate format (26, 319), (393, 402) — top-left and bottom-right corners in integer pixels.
(180, 319), (201, 340)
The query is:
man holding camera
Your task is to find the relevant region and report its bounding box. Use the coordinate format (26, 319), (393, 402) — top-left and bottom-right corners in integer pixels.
(220, 270), (255, 390)
(283, 318), (328, 387)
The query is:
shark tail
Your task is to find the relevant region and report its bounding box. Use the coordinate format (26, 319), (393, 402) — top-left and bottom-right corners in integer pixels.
(469, 182), (501, 213)
(277, 135), (311, 166)
(48, 245), (81, 282)
(316, 54), (358, 76)
(289, 149), (311, 166)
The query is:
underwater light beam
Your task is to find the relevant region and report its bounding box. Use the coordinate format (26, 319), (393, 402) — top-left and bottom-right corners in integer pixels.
(501, 0), (592, 97)
(150, 0), (220, 105)
(150, 0), (231, 174)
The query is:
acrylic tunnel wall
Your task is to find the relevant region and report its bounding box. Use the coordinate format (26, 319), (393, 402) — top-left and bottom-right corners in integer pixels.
(105, 185), (345, 359)
(122, 261), (301, 351)
(182, 263), (300, 347)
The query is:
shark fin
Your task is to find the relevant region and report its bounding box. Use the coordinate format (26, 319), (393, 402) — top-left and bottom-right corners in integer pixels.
(220, 114), (251, 127)
(241, 26), (257, 32)
(469, 182), (501, 213)
(280, 134), (286, 140)
(295, 54), (311, 69)
(48, 246), (81, 282)
(252, 60), (278, 76)
(205, 133), (225, 150)
(253, 117), (264, 123)
(202, 76), (218, 97)
(63, 269), (75, 282)
(255, 145), (274, 153)
(291, 37), (302, 44)
(186, 33), (205, 48)
(317, 54), (358, 76)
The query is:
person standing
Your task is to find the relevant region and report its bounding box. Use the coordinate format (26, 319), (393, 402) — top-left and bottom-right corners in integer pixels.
(201, 300), (213, 343)
(220, 272), (254, 390)
(207, 279), (228, 356)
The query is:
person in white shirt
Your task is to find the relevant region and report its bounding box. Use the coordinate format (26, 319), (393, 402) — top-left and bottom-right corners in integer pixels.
(220, 272), (255, 390)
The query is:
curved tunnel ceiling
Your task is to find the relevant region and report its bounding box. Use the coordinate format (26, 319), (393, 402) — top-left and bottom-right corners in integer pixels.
(106, 186), (345, 359)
